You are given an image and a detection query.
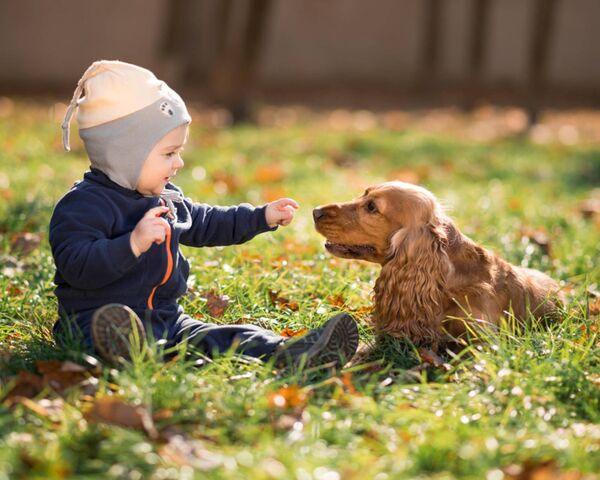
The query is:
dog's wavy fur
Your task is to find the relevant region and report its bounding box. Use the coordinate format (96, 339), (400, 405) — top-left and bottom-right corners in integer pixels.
(313, 181), (563, 347)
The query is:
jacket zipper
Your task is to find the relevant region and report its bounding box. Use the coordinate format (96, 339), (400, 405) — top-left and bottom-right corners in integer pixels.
(147, 215), (174, 310)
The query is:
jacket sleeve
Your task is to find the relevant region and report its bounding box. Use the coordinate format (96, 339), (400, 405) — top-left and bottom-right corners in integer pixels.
(49, 189), (141, 290)
(179, 198), (276, 248)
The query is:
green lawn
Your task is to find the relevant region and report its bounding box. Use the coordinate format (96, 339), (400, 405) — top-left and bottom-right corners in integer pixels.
(1, 101), (599, 479)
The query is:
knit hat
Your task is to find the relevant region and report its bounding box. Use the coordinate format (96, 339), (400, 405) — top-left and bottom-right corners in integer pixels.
(61, 60), (192, 191)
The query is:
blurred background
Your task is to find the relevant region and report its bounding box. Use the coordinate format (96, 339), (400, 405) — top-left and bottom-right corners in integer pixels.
(1, 0), (599, 134)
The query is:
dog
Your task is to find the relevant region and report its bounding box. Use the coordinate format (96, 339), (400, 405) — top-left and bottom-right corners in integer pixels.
(313, 181), (563, 348)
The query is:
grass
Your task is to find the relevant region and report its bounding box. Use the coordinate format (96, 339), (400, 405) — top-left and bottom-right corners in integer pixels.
(0, 100), (599, 479)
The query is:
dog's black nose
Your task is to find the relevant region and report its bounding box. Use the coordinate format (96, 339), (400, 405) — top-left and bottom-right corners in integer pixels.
(313, 208), (326, 221)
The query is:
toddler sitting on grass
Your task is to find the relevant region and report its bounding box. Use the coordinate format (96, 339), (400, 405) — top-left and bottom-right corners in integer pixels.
(50, 60), (358, 368)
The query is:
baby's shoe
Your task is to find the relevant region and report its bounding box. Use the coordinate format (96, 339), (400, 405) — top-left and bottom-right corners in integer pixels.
(273, 313), (359, 370)
(91, 303), (146, 363)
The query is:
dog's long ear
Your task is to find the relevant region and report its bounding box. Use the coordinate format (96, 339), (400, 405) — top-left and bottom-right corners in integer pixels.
(373, 218), (452, 345)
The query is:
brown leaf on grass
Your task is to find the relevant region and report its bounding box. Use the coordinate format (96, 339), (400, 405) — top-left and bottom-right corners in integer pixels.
(503, 460), (587, 480)
(418, 348), (445, 367)
(416, 348), (452, 372)
(3, 371), (44, 400)
(328, 294), (347, 308)
(3, 360), (101, 401)
(203, 290), (230, 318)
(261, 187), (287, 203)
(521, 227), (552, 256)
(341, 372), (359, 395)
(280, 327), (308, 338)
(211, 170), (241, 193)
(10, 232), (42, 256)
(254, 164), (286, 184)
(152, 408), (174, 422)
(579, 197), (600, 220)
(85, 396), (158, 439)
(588, 297), (600, 317)
(268, 290), (299, 311)
(267, 385), (308, 410)
(4, 284), (23, 296)
(35, 359), (99, 394)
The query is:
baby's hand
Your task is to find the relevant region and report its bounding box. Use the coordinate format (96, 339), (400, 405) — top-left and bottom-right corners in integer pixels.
(130, 206), (171, 257)
(266, 198), (299, 227)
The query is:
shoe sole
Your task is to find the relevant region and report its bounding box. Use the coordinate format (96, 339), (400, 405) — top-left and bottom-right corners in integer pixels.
(301, 313), (359, 370)
(91, 303), (146, 363)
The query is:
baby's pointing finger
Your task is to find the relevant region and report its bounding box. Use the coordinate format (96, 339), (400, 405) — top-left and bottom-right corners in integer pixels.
(276, 198), (299, 210)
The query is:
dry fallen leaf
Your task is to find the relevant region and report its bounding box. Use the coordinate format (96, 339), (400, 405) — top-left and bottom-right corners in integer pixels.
(211, 170), (241, 193)
(203, 290), (230, 318)
(85, 396), (158, 439)
(267, 385), (308, 410)
(3, 371), (44, 400)
(4, 284), (23, 296)
(261, 187), (288, 203)
(341, 372), (359, 395)
(328, 294), (347, 308)
(3, 359), (101, 401)
(279, 327), (308, 338)
(10, 232), (42, 256)
(588, 297), (600, 317)
(416, 348), (452, 372)
(254, 164), (286, 184)
(268, 290), (299, 311)
(418, 348), (445, 367)
(521, 227), (552, 256)
(503, 459), (586, 480)
(35, 359), (99, 394)
(579, 197), (600, 219)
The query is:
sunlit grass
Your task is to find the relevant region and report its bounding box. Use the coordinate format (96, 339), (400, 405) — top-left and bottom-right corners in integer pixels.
(0, 100), (599, 479)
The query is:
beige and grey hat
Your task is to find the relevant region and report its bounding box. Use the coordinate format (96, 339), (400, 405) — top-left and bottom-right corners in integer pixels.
(61, 60), (191, 191)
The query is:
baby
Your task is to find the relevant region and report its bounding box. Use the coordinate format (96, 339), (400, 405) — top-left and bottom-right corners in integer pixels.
(50, 60), (358, 368)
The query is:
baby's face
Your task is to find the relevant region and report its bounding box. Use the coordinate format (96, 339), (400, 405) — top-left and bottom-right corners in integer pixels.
(137, 124), (189, 196)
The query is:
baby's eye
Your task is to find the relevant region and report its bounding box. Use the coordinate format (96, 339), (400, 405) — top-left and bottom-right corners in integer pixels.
(165, 152), (176, 158)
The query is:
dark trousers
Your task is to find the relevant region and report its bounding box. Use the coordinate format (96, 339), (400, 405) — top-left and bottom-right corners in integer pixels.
(53, 304), (284, 360)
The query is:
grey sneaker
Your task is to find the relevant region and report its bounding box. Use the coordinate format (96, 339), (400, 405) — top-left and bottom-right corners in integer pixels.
(273, 313), (359, 370)
(91, 303), (146, 363)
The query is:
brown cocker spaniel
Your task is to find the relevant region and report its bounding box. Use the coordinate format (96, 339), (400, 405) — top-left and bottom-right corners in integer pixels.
(313, 182), (563, 347)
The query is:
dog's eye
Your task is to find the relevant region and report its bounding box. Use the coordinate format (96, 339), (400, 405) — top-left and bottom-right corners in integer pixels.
(366, 200), (378, 213)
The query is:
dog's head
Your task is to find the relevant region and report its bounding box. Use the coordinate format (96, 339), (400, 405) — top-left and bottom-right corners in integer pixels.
(313, 181), (443, 264)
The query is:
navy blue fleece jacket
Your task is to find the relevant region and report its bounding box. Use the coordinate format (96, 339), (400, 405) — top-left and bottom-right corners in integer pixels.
(49, 169), (274, 329)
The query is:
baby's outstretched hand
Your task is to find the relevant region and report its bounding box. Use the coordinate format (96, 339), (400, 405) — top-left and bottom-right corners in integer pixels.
(130, 206), (171, 257)
(266, 198), (299, 227)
